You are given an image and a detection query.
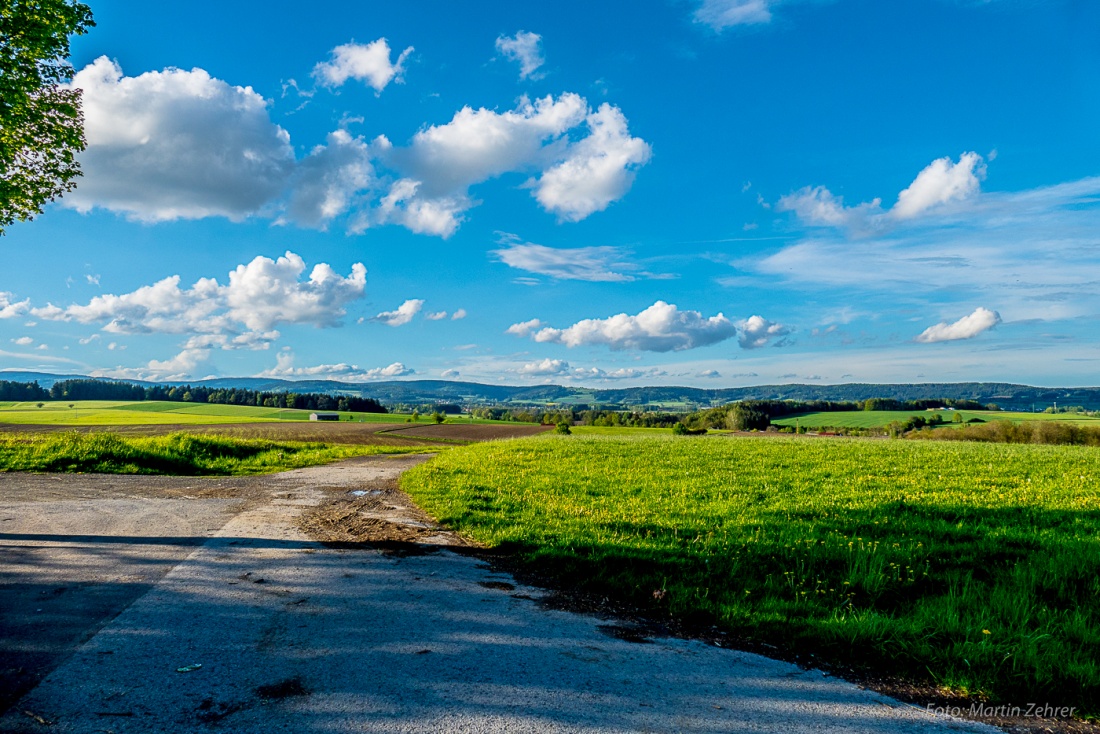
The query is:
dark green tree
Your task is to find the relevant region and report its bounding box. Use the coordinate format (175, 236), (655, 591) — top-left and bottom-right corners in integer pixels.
(1, 0), (94, 233)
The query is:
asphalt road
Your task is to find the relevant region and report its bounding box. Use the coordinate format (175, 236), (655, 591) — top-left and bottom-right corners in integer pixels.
(0, 458), (996, 733)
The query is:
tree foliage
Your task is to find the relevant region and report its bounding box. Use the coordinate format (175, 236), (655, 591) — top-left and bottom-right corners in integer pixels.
(0, 377), (388, 413)
(0, 378), (49, 400)
(0, 0), (94, 233)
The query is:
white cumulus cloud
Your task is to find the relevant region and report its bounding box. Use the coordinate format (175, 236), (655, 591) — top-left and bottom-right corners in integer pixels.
(496, 31), (545, 80)
(223, 252), (366, 331)
(778, 152), (985, 231)
(313, 38), (414, 92)
(258, 351), (414, 381)
(517, 301), (738, 352)
(516, 359), (663, 382)
(65, 57), (295, 222)
(283, 129), (375, 229)
(519, 358), (571, 376)
(451, 309), (467, 320)
(11, 336), (33, 345)
(33, 252), (365, 342)
(777, 186), (882, 229)
(94, 348), (210, 382)
(373, 178), (469, 238)
(397, 93), (587, 193)
(373, 299), (424, 327)
(738, 315), (791, 349)
(380, 94), (649, 231)
(506, 318), (544, 337)
(532, 104), (651, 222)
(915, 307), (1001, 343)
(60, 61), (648, 238)
(892, 152), (986, 220)
(0, 292), (29, 319)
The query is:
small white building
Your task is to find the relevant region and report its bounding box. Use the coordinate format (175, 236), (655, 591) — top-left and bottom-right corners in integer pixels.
(310, 412), (339, 421)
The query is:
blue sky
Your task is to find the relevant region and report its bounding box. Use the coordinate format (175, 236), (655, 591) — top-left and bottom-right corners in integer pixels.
(2, 0), (1098, 387)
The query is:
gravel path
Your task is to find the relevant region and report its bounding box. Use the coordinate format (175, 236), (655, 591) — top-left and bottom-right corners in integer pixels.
(0, 459), (996, 733)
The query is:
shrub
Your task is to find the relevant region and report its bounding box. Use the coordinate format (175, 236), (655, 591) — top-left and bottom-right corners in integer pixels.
(910, 421), (1100, 446)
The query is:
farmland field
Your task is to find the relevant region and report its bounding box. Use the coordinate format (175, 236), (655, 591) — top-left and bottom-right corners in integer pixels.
(402, 433), (1100, 713)
(772, 409), (1100, 430)
(0, 400), (518, 426)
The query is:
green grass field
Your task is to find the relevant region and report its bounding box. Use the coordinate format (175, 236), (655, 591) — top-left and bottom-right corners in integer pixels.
(401, 433), (1100, 713)
(0, 431), (436, 475)
(0, 400), (515, 426)
(772, 409), (1100, 430)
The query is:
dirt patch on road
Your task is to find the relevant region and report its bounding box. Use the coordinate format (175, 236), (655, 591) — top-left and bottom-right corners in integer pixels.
(297, 457), (470, 550)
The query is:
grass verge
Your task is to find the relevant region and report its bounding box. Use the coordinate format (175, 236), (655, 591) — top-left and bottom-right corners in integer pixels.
(0, 431), (436, 475)
(400, 433), (1100, 715)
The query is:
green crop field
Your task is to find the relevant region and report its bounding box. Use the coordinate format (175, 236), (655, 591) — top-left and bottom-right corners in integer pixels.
(402, 433), (1100, 713)
(0, 400), (514, 426)
(772, 409), (1100, 430)
(0, 400), (318, 424)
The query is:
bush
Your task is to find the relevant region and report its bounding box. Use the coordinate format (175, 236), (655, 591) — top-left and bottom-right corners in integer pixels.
(910, 420), (1100, 446)
(555, 421), (572, 435)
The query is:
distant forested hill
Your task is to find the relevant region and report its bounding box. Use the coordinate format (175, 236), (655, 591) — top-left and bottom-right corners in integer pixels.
(2, 372), (1097, 411)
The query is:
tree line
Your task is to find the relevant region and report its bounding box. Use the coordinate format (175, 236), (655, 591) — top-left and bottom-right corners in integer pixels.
(680, 398), (994, 432)
(467, 406), (682, 427)
(0, 379), (387, 413)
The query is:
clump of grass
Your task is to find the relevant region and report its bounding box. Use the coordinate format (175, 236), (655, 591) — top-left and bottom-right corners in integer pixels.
(401, 434), (1100, 715)
(0, 431), (432, 475)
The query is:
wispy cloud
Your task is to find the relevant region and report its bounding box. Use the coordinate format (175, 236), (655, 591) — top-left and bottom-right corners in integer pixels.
(694, 0), (775, 30)
(758, 175), (1100, 324)
(492, 235), (672, 282)
(496, 31), (545, 80)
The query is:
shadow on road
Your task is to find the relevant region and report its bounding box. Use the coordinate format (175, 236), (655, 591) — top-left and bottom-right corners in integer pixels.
(1, 526), (990, 733)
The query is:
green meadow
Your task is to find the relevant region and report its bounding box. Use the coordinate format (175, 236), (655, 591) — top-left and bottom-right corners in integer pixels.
(401, 433), (1100, 713)
(772, 409), (1100, 430)
(0, 431), (435, 475)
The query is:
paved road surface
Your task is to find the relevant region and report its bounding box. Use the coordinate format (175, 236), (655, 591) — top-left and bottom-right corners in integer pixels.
(0, 458), (995, 733)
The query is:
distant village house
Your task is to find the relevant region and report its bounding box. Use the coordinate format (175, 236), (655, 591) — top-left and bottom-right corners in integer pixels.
(310, 412), (340, 421)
